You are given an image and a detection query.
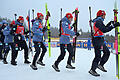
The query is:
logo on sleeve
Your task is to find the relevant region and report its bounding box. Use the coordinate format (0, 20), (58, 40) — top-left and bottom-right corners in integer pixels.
(4, 27), (7, 30)
(36, 22), (39, 25)
(66, 23), (68, 25)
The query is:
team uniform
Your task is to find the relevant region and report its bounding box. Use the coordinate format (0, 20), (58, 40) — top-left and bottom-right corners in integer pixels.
(12, 16), (31, 64)
(3, 20), (17, 65)
(89, 10), (120, 76)
(52, 13), (79, 72)
(0, 21), (5, 60)
(30, 13), (47, 70)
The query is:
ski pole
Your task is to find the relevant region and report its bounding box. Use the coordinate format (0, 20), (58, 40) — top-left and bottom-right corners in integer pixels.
(14, 14), (17, 21)
(32, 9), (34, 20)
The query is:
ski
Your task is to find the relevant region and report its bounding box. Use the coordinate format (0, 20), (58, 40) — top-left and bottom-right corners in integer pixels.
(45, 3), (51, 57)
(14, 14), (17, 21)
(72, 8), (79, 63)
(89, 6), (94, 41)
(31, 9), (35, 25)
(26, 10), (33, 57)
(32, 9), (34, 20)
(113, 0), (120, 79)
(59, 8), (62, 37)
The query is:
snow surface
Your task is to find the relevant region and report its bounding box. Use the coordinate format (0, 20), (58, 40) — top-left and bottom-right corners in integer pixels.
(0, 48), (118, 80)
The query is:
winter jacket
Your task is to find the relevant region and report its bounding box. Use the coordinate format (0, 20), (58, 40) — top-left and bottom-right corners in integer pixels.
(92, 17), (114, 48)
(0, 26), (5, 43)
(60, 17), (75, 44)
(93, 17), (113, 37)
(13, 20), (27, 40)
(32, 19), (47, 42)
(3, 26), (14, 43)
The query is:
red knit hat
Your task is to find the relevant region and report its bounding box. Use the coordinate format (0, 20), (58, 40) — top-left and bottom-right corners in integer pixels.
(66, 13), (73, 18)
(37, 13), (44, 18)
(97, 10), (106, 17)
(18, 16), (24, 21)
(11, 20), (15, 25)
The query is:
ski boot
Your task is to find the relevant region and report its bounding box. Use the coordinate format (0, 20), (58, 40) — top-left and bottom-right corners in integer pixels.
(52, 64), (60, 72)
(24, 60), (31, 64)
(0, 57), (3, 61)
(30, 64), (38, 70)
(89, 69), (100, 76)
(66, 64), (75, 69)
(11, 61), (17, 66)
(37, 61), (45, 66)
(98, 65), (107, 72)
(3, 59), (8, 64)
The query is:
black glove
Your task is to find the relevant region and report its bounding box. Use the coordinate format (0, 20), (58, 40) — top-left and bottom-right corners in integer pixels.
(75, 32), (80, 37)
(1, 29), (4, 32)
(10, 29), (15, 35)
(106, 21), (114, 27)
(17, 34), (22, 41)
(31, 19), (35, 23)
(114, 22), (120, 27)
(14, 34), (22, 41)
(72, 22), (76, 28)
(42, 27), (47, 32)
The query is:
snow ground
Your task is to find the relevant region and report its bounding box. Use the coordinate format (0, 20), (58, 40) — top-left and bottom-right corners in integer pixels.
(0, 48), (118, 80)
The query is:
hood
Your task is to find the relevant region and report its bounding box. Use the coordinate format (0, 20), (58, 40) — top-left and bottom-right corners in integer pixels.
(61, 16), (71, 24)
(15, 20), (23, 26)
(35, 18), (42, 23)
(2, 20), (8, 25)
(93, 17), (104, 23)
(0, 22), (2, 25)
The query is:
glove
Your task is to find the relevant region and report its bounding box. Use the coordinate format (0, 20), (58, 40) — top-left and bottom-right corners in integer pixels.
(14, 34), (22, 41)
(1, 29), (4, 32)
(17, 34), (22, 41)
(114, 22), (120, 27)
(75, 32), (80, 37)
(75, 31), (81, 37)
(31, 19), (35, 23)
(72, 22), (76, 28)
(10, 30), (14, 35)
(107, 21), (114, 26)
(42, 27), (47, 32)
(10, 29), (15, 35)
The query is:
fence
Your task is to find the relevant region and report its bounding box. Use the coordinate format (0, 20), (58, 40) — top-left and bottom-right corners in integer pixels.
(44, 42), (114, 49)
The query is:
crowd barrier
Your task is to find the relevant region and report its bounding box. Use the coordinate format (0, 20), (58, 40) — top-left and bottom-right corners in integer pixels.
(44, 42), (114, 49)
